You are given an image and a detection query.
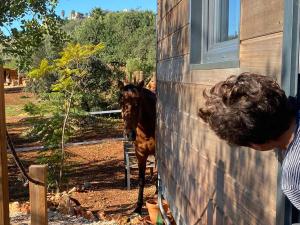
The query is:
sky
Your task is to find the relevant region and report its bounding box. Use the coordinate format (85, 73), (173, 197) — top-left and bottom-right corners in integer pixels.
(1, 0), (156, 35)
(56, 0), (157, 16)
(228, 0), (240, 37)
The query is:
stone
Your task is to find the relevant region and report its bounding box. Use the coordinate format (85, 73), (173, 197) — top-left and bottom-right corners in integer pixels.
(84, 210), (97, 221)
(9, 202), (21, 213)
(20, 203), (30, 214)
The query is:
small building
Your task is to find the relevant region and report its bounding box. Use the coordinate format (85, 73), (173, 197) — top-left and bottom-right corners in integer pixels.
(69, 11), (87, 20)
(3, 68), (18, 86)
(156, 0), (299, 224)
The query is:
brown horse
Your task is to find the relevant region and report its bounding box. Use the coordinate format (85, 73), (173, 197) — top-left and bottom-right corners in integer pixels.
(118, 80), (156, 213)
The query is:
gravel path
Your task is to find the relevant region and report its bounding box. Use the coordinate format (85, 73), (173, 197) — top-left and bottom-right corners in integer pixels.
(10, 211), (118, 225)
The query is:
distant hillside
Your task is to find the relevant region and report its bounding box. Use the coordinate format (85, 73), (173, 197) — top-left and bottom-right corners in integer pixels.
(62, 8), (156, 75)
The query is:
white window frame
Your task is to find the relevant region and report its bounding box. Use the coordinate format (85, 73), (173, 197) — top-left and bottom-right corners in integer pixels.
(190, 0), (240, 70)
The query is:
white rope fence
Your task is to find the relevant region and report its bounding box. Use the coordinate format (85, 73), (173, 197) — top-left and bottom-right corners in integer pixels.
(88, 109), (121, 115)
(12, 110), (123, 152)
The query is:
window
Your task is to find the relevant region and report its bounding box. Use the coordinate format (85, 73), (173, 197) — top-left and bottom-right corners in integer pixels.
(191, 0), (240, 69)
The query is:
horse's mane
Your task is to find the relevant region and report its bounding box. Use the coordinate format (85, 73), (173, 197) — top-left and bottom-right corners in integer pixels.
(123, 84), (156, 102)
(123, 84), (137, 91)
(122, 84), (156, 129)
(141, 87), (156, 102)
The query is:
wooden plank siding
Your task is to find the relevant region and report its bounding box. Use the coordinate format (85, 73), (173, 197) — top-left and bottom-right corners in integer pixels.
(157, 0), (190, 41)
(156, 0), (284, 224)
(158, 25), (190, 61)
(240, 0), (284, 41)
(157, 55), (191, 83)
(158, 0), (183, 23)
(157, 113), (278, 205)
(240, 33), (283, 82)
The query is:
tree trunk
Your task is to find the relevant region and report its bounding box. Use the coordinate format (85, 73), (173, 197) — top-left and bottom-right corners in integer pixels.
(58, 89), (74, 190)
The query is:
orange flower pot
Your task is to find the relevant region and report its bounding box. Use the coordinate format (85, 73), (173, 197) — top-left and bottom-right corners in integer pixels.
(146, 198), (168, 224)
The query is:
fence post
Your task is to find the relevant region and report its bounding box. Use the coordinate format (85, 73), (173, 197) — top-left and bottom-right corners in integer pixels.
(29, 165), (48, 225)
(139, 71), (144, 81)
(0, 66), (10, 225)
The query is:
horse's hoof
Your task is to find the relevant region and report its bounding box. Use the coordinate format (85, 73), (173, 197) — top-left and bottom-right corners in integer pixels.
(133, 206), (142, 214)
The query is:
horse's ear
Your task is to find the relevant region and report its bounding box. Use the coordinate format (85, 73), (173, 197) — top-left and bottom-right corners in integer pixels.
(137, 80), (144, 90)
(118, 80), (124, 90)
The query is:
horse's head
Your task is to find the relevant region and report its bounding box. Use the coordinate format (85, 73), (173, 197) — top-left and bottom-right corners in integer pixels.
(118, 80), (144, 141)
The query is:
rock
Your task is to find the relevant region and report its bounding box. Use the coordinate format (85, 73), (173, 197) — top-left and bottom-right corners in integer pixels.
(97, 211), (107, 220)
(53, 193), (61, 204)
(74, 205), (85, 217)
(117, 216), (130, 225)
(84, 210), (97, 221)
(57, 193), (75, 215)
(20, 202), (30, 214)
(130, 216), (143, 224)
(9, 201), (20, 213)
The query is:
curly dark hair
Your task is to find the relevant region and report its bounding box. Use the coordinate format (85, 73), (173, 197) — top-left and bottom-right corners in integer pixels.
(198, 72), (296, 146)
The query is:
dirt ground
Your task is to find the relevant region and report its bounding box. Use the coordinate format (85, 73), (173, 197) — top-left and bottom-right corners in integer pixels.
(5, 90), (157, 221)
(8, 141), (156, 217)
(5, 91), (124, 148)
(4, 89), (36, 106)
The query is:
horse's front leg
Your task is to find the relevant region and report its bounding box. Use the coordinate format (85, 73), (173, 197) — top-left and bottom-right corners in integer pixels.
(134, 160), (146, 214)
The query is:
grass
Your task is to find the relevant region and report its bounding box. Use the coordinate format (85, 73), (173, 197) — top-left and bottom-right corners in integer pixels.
(20, 95), (30, 99)
(5, 105), (28, 117)
(4, 90), (37, 117)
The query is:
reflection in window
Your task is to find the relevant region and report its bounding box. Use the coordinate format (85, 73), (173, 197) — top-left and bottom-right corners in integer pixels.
(228, 0), (240, 40)
(219, 0), (240, 42)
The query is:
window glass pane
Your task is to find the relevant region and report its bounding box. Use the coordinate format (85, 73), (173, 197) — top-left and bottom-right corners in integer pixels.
(228, 0), (240, 39)
(191, 0), (240, 66)
(219, 0), (240, 42)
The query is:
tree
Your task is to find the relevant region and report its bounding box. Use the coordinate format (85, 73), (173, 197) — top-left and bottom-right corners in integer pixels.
(90, 8), (107, 19)
(74, 16), (104, 44)
(0, 0), (67, 72)
(64, 9), (156, 77)
(27, 43), (105, 189)
(78, 56), (124, 111)
(126, 58), (142, 81)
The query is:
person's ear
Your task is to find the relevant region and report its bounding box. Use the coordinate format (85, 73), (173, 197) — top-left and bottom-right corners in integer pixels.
(118, 80), (124, 90)
(249, 143), (274, 151)
(249, 143), (261, 150)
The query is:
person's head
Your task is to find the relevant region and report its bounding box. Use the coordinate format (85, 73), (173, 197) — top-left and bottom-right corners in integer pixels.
(198, 72), (296, 150)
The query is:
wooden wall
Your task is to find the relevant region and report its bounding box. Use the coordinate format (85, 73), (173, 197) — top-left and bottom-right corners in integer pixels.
(156, 0), (284, 224)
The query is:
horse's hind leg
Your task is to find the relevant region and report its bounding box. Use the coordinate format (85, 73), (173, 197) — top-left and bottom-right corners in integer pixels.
(134, 160), (146, 214)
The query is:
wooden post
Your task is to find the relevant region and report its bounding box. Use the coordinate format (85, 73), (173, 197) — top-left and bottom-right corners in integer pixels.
(29, 165), (48, 225)
(133, 71), (137, 84)
(125, 152), (131, 190)
(0, 66), (10, 225)
(152, 72), (156, 81)
(139, 71), (144, 81)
